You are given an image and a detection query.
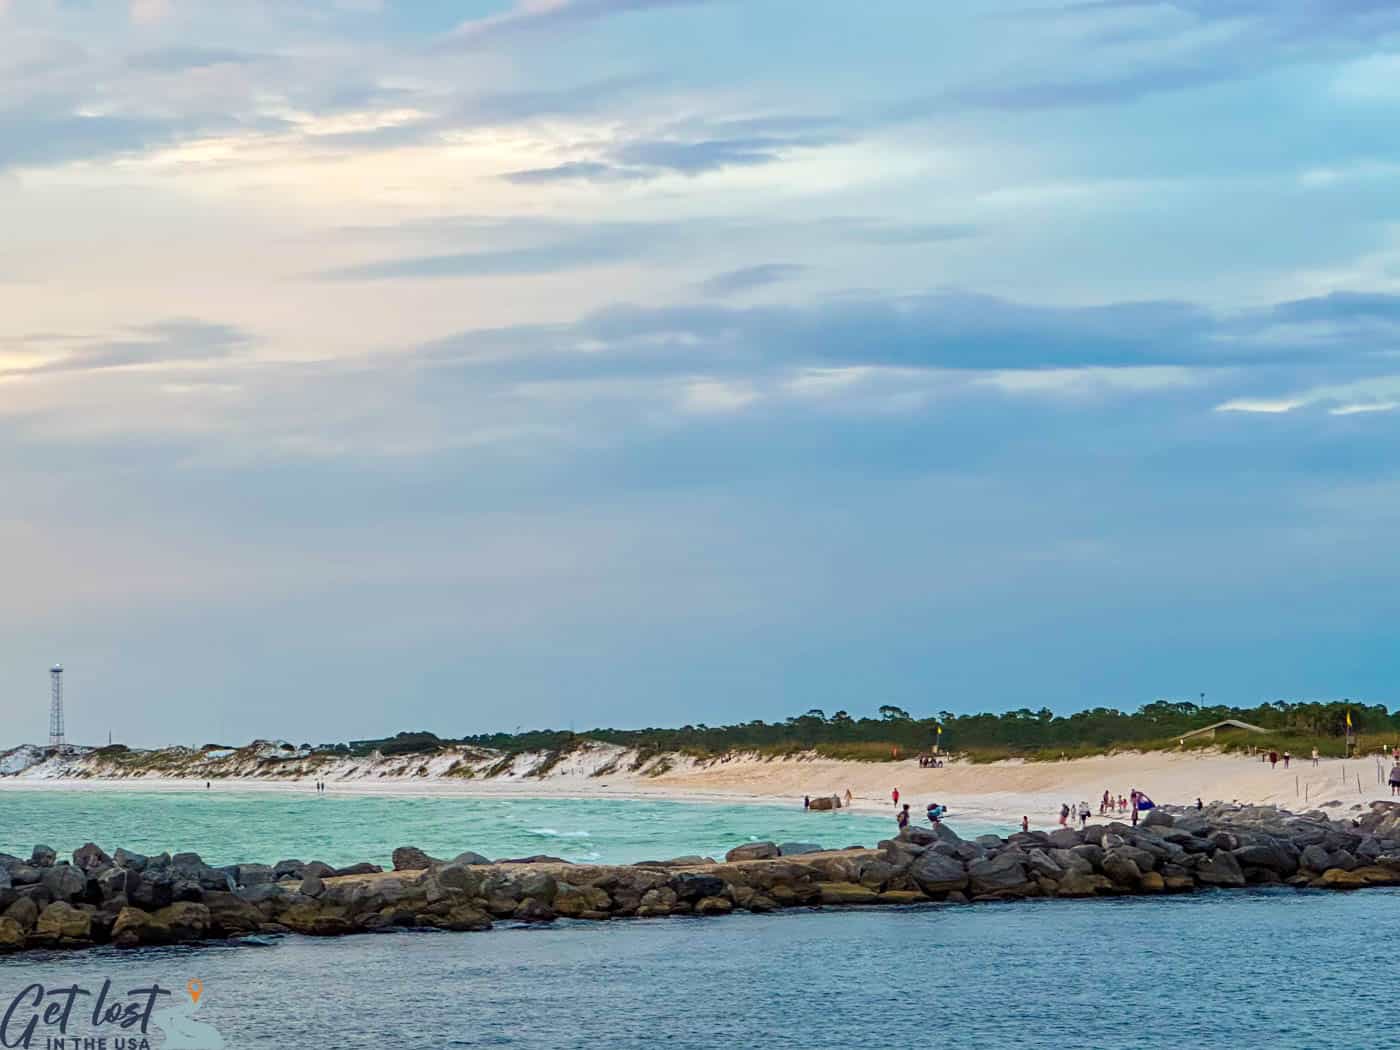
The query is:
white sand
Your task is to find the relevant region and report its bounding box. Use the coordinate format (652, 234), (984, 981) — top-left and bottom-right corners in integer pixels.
(1, 748), (1394, 830)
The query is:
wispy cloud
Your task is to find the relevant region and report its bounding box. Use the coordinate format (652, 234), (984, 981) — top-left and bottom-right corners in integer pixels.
(699, 263), (806, 297)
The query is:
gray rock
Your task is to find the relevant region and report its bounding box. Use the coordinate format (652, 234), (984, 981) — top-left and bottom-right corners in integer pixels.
(448, 851), (491, 867)
(273, 860), (306, 880)
(901, 826), (940, 847)
(776, 842), (823, 856)
(975, 835), (1003, 849)
(299, 874), (324, 898)
(966, 853), (1032, 895)
(1195, 851), (1246, 887)
(1025, 849), (1064, 880)
(1046, 828), (1083, 849)
(332, 862), (381, 877)
(235, 864), (274, 888)
(1301, 844), (1333, 871)
(172, 879), (204, 903)
(303, 861), (336, 879)
(1049, 848), (1093, 876)
(1141, 809), (1174, 829)
(1113, 845), (1159, 873)
(113, 848), (148, 871)
(30, 846), (56, 868)
(40, 865), (87, 903)
(391, 846), (441, 871)
(97, 867), (136, 902)
(1070, 843), (1105, 871)
(1232, 842), (1298, 875)
(1101, 851), (1142, 885)
(725, 842), (780, 862)
(668, 873), (724, 902)
(908, 851), (968, 895)
(8, 864), (40, 886)
(72, 843), (111, 872)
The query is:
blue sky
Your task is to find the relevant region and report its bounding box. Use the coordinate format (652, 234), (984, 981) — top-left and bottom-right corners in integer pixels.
(3, 1), (1400, 746)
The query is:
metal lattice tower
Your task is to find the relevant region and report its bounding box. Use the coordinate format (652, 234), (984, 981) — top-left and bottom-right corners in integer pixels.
(49, 665), (65, 751)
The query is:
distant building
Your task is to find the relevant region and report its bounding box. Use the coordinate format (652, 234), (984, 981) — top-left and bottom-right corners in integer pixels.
(1180, 719), (1269, 743)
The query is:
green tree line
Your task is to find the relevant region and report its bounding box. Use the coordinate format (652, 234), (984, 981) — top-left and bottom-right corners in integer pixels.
(337, 699), (1397, 760)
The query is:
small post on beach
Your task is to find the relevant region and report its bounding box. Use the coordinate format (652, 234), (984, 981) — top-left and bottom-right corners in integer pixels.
(1295, 775), (1299, 797)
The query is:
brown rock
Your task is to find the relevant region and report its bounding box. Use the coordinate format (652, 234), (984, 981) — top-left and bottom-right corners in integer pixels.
(693, 895), (733, 915)
(35, 902), (92, 943)
(0, 917), (26, 952)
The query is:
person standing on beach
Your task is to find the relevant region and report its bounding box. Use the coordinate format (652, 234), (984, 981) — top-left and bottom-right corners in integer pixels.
(804, 795), (810, 810)
(897, 804), (910, 830)
(1078, 801), (1090, 828)
(1389, 764), (1400, 796)
(1021, 815), (1029, 833)
(1269, 750), (1279, 769)
(844, 789), (853, 807)
(1059, 802), (1070, 827)
(1312, 748), (1319, 767)
(1283, 751), (1291, 769)
(892, 788), (900, 807)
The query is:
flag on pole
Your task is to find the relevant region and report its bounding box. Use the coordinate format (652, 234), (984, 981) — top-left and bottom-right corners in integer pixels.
(1347, 709), (1353, 729)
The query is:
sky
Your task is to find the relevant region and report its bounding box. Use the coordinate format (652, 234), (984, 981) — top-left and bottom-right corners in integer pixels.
(3, 0), (1400, 747)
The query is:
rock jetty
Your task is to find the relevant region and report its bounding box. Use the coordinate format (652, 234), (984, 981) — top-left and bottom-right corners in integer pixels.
(5, 801), (1400, 954)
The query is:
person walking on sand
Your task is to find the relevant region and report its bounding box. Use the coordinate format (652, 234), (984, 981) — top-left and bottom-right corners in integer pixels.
(1078, 801), (1090, 828)
(844, 789), (853, 807)
(1390, 764), (1400, 797)
(1312, 748), (1319, 768)
(1059, 802), (1070, 827)
(1269, 750), (1279, 769)
(892, 788), (900, 808)
(897, 804), (911, 830)
(1021, 815), (1030, 833)
(1283, 751), (1291, 769)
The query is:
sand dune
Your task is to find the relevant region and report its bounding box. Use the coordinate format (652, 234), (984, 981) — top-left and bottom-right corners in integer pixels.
(3, 742), (1395, 833)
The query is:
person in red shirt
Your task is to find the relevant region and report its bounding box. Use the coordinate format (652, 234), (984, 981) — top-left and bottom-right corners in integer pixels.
(892, 788), (900, 807)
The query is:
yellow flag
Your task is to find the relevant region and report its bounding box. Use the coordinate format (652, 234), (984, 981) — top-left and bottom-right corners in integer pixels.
(1346, 709), (1353, 728)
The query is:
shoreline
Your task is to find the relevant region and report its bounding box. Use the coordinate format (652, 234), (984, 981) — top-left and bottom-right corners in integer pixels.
(2, 749), (1395, 831)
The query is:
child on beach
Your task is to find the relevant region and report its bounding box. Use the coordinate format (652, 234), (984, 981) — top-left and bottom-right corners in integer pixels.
(1059, 803), (1070, 826)
(897, 804), (911, 829)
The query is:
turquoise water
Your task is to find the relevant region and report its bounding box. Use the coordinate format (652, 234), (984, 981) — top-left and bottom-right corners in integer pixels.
(0, 888), (1389, 1048)
(0, 789), (918, 867)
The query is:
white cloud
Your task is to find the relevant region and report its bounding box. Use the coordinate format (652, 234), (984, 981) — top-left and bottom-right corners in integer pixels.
(1330, 401), (1399, 416)
(1215, 398), (1303, 414)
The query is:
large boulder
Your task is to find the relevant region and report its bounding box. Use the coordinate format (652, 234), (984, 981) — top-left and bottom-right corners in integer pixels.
(112, 848), (149, 871)
(1025, 849), (1064, 880)
(448, 851), (491, 867)
(668, 873), (726, 902)
(1195, 851), (1246, 887)
(777, 843), (823, 856)
(97, 867), (137, 903)
(153, 902), (211, 941)
(726, 842), (780, 862)
(72, 843), (112, 872)
(112, 907), (168, 948)
(34, 901), (91, 943)
(4, 897), (39, 933)
(204, 892), (264, 935)
(392, 847), (441, 871)
(908, 851), (968, 895)
(40, 865), (88, 903)
(1101, 851), (1143, 886)
(30, 846), (56, 868)
(967, 853), (1033, 896)
(1232, 842), (1298, 876)
(1141, 810), (1174, 829)
(0, 917), (25, 952)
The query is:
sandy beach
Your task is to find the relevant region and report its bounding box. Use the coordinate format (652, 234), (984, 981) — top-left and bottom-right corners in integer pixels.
(2, 748), (1394, 830)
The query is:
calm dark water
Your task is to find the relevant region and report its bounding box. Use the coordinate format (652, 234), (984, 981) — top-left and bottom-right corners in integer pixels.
(1, 888), (1391, 1049)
